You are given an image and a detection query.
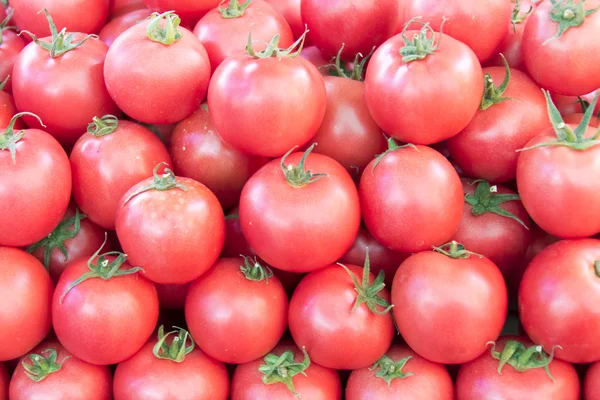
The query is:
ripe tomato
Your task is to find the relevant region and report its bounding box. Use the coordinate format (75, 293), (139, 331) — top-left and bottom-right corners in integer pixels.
(143, 0), (221, 25)
(240, 146), (360, 272)
(9, 341), (112, 400)
(0, 363), (6, 400)
(170, 105), (268, 210)
(194, 0), (294, 72)
(104, 12), (211, 124)
(222, 207), (257, 258)
(522, 0), (600, 95)
(553, 90), (600, 115)
(392, 242), (508, 364)
(52, 250), (159, 365)
(0, 12), (25, 94)
(365, 26), (483, 145)
(155, 283), (189, 309)
(231, 343), (342, 400)
(520, 239), (600, 363)
(0, 83), (22, 128)
(360, 141), (463, 253)
(0, 248), (53, 361)
(585, 361), (600, 400)
(99, 9), (152, 47)
(109, 0), (147, 19)
(456, 337), (580, 400)
(113, 327), (230, 400)
(265, 0), (305, 41)
(346, 345), (454, 400)
(300, 45), (331, 74)
(564, 113), (600, 127)
(71, 116), (172, 230)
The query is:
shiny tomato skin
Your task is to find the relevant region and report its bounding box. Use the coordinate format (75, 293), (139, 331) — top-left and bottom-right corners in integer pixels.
(522, 0), (600, 95)
(240, 152), (360, 272)
(0, 91), (22, 129)
(392, 251), (508, 364)
(265, 0), (305, 41)
(71, 120), (172, 230)
(564, 113), (600, 128)
(9, 340), (112, 400)
(99, 9), (152, 47)
(585, 362), (600, 400)
(360, 145), (463, 253)
(519, 239), (600, 363)
(300, 46), (331, 74)
(0, 363), (6, 400)
(365, 32), (483, 145)
(346, 345), (454, 400)
(109, 0), (147, 19)
(0, 29), (25, 94)
(113, 341), (230, 400)
(194, 0), (294, 72)
(142, 0), (221, 25)
(0, 248), (53, 361)
(447, 67), (548, 182)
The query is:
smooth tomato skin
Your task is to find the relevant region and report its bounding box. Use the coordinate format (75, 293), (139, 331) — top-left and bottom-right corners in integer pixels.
(392, 251), (508, 364)
(13, 37), (119, 148)
(109, 0), (147, 19)
(240, 152), (360, 272)
(0, 129), (71, 247)
(222, 207), (257, 257)
(553, 90), (600, 116)
(0, 248), (53, 361)
(0, 363), (7, 400)
(519, 239), (600, 363)
(104, 22), (211, 124)
(185, 258), (288, 364)
(0, 30), (25, 94)
(564, 113), (600, 128)
(0, 91), (22, 129)
(523, 0), (600, 95)
(113, 341), (230, 400)
(300, 46), (330, 75)
(9, 341), (112, 400)
(585, 362), (600, 400)
(346, 345), (454, 400)
(265, 0), (305, 40)
(289, 264), (395, 370)
(155, 283), (189, 309)
(71, 120), (172, 230)
(447, 67), (548, 182)
(365, 32), (483, 145)
(143, 0), (221, 25)
(194, 0), (294, 72)
(360, 145), (464, 253)
(208, 55), (326, 158)
(116, 177), (225, 284)
(99, 9), (152, 47)
(231, 343), (342, 400)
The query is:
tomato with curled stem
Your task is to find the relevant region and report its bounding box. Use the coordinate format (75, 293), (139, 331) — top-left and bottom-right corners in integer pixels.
(265, 0), (305, 41)
(0, 11), (25, 94)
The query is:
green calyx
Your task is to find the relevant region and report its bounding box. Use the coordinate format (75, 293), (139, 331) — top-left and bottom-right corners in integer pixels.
(246, 29), (307, 58)
(371, 355), (414, 387)
(280, 143), (328, 187)
(399, 16), (446, 63)
(480, 54), (517, 110)
(87, 115), (119, 137)
(124, 162), (187, 204)
(337, 248), (393, 316)
(22, 348), (70, 382)
(433, 241), (481, 259)
(0, 9), (16, 46)
(152, 325), (195, 363)
(240, 255), (274, 282)
(20, 9), (98, 58)
(544, 0), (599, 44)
(219, 0), (252, 18)
(26, 208), (86, 270)
(465, 180), (529, 229)
(511, 0), (534, 32)
(147, 11), (182, 45)
(0, 76), (8, 92)
(328, 44), (375, 81)
(372, 137), (418, 171)
(487, 340), (561, 381)
(595, 260), (600, 277)
(260, 347), (310, 397)
(0, 112), (45, 164)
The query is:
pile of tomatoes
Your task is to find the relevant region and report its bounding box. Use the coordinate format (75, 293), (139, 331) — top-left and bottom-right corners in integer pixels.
(1, 0), (600, 398)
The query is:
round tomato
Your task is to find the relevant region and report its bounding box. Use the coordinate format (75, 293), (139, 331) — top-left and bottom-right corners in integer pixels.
(0, 363), (6, 400)
(564, 113), (600, 127)
(265, 0), (305, 41)
(98, 9), (152, 47)
(300, 45), (331, 75)
(392, 242), (508, 364)
(0, 12), (25, 94)
(109, 0), (147, 19)
(585, 361), (600, 400)
(0, 82), (22, 128)
(142, 0), (220, 25)
(553, 90), (600, 115)
(155, 283), (189, 309)
(222, 207), (257, 258)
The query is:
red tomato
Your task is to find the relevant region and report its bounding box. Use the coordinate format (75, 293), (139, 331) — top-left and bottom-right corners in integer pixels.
(143, 0), (221, 25)
(564, 112), (600, 127)
(392, 243), (508, 364)
(155, 283), (189, 309)
(222, 207), (257, 258)
(360, 141), (463, 253)
(0, 114), (71, 247)
(265, 0), (305, 41)
(553, 90), (600, 115)
(231, 343), (342, 400)
(456, 337), (580, 400)
(0, 363), (6, 400)
(186, 257), (288, 364)
(0, 13), (25, 94)
(365, 27), (483, 145)
(116, 167), (225, 284)
(585, 361), (600, 400)
(300, 45), (331, 75)
(240, 146), (360, 272)
(52, 251), (159, 365)
(104, 12), (211, 124)
(346, 345), (454, 400)
(522, 0), (600, 95)
(0, 85), (21, 128)
(520, 239), (600, 363)
(109, 0), (147, 19)
(98, 9), (152, 47)
(0, 248), (53, 361)
(71, 117), (172, 230)
(9, 341), (112, 400)
(113, 327), (230, 400)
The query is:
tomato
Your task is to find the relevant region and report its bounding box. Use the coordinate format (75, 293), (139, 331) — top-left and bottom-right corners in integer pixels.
(300, 45), (331, 75)
(447, 62), (548, 182)
(0, 12), (25, 94)
(456, 337), (580, 400)
(400, 0), (512, 62)
(0, 363), (6, 400)
(155, 283), (189, 309)
(9, 341), (112, 400)
(231, 343), (342, 400)
(365, 26), (483, 145)
(0, 82), (22, 128)
(143, 0), (221, 25)
(346, 345), (454, 400)
(265, 0), (305, 41)
(564, 112), (600, 127)
(113, 326), (230, 400)
(98, 9), (152, 47)
(104, 12), (211, 124)
(52, 249), (159, 365)
(0, 248), (53, 361)
(585, 361), (600, 400)
(522, 0), (600, 95)
(223, 207), (257, 257)
(392, 242), (508, 364)
(71, 116), (172, 230)
(186, 257), (288, 364)
(360, 141), (463, 253)
(553, 90), (600, 115)
(109, 0), (147, 19)
(240, 146), (360, 272)
(519, 239), (600, 363)
(116, 166), (225, 284)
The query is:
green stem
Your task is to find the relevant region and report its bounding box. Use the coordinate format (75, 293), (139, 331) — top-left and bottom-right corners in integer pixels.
(0, 9), (16, 46)
(480, 54), (517, 110)
(152, 326), (195, 363)
(22, 348), (70, 382)
(124, 163), (187, 205)
(246, 29), (308, 59)
(432, 241), (482, 259)
(543, 0), (600, 44)
(219, 0), (252, 18)
(146, 11), (183, 45)
(87, 115), (119, 137)
(372, 137), (418, 170)
(239, 256), (273, 282)
(371, 355), (414, 387)
(398, 16), (447, 63)
(487, 340), (561, 381)
(510, 0), (534, 32)
(465, 180), (528, 229)
(0, 112), (45, 164)
(329, 44), (375, 81)
(260, 347), (310, 396)
(280, 143), (328, 187)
